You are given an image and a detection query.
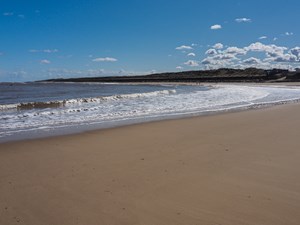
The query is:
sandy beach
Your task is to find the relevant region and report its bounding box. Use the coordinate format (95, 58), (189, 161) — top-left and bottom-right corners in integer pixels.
(1, 104), (300, 225)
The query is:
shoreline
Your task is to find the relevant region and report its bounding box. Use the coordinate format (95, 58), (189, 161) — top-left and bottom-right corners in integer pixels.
(1, 103), (300, 224)
(2, 96), (300, 144)
(2, 81), (300, 144)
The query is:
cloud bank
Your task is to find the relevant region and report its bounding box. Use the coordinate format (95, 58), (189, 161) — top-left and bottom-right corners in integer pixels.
(181, 42), (300, 70)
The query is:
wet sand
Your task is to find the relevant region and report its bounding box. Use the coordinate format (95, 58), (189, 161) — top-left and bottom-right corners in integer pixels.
(1, 104), (300, 225)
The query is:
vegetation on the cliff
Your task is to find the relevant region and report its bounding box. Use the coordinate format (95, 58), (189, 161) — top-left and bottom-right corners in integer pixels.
(44, 68), (300, 83)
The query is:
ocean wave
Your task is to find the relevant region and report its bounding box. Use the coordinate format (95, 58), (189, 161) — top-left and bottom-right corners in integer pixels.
(0, 101), (66, 111)
(2, 85), (300, 143)
(66, 89), (176, 104)
(0, 89), (176, 111)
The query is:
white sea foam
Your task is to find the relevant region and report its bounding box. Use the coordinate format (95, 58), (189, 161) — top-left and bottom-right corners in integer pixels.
(1, 84), (300, 142)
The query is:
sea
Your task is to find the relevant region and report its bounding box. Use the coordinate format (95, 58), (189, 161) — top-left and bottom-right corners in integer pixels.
(1, 82), (300, 142)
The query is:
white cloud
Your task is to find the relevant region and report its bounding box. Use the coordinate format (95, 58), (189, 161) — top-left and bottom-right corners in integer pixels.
(201, 51), (237, 69)
(201, 57), (218, 65)
(201, 58), (214, 65)
(210, 24), (222, 30)
(3, 12), (14, 16)
(253, 43), (300, 63)
(272, 54), (298, 63)
(187, 52), (196, 57)
(176, 66), (183, 69)
(40, 59), (51, 64)
(43, 49), (58, 53)
(205, 48), (218, 55)
(245, 42), (266, 52)
(243, 57), (261, 64)
(212, 54), (236, 60)
(29, 49), (58, 53)
(259, 36), (267, 40)
(224, 46), (247, 55)
(285, 32), (294, 36)
(92, 57), (118, 62)
(273, 37), (278, 41)
(245, 42), (287, 58)
(184, 60), (199, 67)
(202, 45), (257, 69)
(201, 57), (230, 69)
(213, 43), (224, 49)
(289, 47), (300, 59)
(199, 42), (300, 70)
(235, 18), (251, 23)
(18, 14), (25, 19)
(175, 45), (193, 50)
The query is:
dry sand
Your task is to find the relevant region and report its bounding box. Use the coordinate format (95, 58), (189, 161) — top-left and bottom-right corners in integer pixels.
(1, 104), (300, 225)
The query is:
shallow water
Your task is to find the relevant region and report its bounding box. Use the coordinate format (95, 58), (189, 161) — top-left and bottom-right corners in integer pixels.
(1, 82), (300, 142)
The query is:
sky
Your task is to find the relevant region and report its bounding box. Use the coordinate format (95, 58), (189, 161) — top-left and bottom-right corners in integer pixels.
(1, 0), (300, 82)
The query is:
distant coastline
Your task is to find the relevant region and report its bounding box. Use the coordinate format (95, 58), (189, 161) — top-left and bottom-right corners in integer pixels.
(42, 68), (300, 83)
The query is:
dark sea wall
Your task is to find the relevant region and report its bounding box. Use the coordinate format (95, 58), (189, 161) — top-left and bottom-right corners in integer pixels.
(43, 68), (300, 83)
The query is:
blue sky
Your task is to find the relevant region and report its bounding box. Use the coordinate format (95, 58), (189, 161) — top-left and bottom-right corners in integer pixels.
(1, 0), (300, 81)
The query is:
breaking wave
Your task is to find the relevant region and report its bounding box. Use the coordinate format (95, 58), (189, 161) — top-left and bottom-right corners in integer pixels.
(0, 89), (176, 111)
